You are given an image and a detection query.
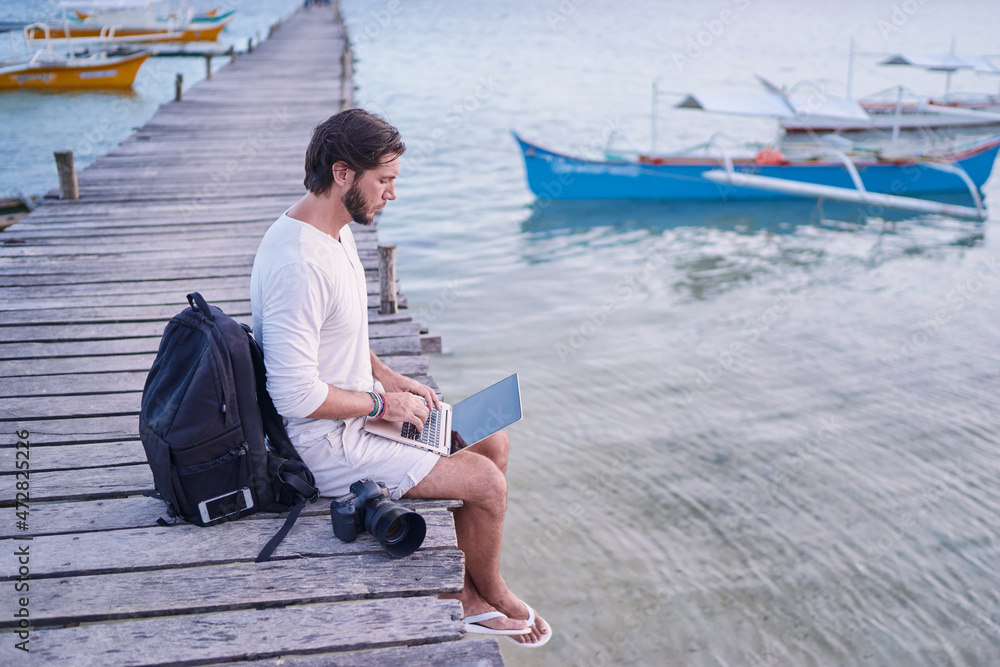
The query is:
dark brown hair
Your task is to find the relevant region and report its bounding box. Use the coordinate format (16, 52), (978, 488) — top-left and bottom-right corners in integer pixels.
(303, 109), (405, 196)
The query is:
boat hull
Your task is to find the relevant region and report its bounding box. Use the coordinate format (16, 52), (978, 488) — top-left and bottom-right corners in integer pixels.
(27, 21), (228, 42)
(0, 52), (150, 90)
(513, 134), (1000, 202)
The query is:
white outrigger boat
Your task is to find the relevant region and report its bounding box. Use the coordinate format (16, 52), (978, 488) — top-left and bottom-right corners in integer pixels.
(781, 44), (1000, 134)
(27, 0), (232, 43)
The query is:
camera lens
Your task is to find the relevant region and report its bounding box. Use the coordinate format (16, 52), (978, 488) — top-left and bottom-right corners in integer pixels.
(382, 517), (406, 544)
(367, 502), (426, 558)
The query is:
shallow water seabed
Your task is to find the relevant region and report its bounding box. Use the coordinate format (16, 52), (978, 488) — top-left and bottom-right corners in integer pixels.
(341, 0), (1000, 664)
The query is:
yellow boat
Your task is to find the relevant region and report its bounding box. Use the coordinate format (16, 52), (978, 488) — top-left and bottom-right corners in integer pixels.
(72, 4), (233, 22)
(34, 1), (232, 43)
(0, 50), (151, 90)
(25, 20), (229, 43)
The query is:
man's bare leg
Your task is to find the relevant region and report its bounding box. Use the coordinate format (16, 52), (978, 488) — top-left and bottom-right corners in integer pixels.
(469, 429), (509, 474)
(404, 431), (549, 642)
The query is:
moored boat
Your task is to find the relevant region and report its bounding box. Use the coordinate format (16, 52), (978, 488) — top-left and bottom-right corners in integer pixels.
(70, 4), (235, 23)
(0, 48), (150, 90)
(512, 132), (1000, 219)
(26, 19), (229, 43)
(783, 47), (1000, 133)
(29, 1), (232, 43)
(781, 91), (1000, 134)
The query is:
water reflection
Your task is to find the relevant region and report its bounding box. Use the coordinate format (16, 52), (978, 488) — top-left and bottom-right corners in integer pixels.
(514, 197), (986, 304)
(519, 197), (985, 239)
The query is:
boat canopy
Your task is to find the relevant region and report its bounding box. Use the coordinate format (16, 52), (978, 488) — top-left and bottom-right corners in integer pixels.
(675, 92), (796, 118)
(881, 53), (1000, 74)
(675, 91), (869, 121)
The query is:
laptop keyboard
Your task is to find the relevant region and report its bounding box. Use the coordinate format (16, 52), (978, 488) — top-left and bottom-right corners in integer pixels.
(401, 408), (443, 446)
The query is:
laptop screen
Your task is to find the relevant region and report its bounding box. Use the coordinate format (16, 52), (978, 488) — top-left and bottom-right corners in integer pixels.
(451, 374), (522, 446)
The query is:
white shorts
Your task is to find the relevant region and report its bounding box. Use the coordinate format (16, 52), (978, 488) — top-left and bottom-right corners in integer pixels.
(293, 419), (440, 500)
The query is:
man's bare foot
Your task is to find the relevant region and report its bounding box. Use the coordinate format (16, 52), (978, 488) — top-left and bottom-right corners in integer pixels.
(507, 598), (551, 646)
(488, 591), (551, 646)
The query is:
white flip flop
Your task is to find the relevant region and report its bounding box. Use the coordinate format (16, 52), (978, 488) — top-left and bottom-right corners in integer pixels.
(464, 611), (531, 636)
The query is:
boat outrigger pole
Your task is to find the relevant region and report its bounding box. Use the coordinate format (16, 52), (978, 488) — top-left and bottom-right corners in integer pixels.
(702, 152), (988, 220)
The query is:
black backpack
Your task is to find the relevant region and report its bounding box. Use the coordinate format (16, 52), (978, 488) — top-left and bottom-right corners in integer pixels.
(139, 292), (319, 561)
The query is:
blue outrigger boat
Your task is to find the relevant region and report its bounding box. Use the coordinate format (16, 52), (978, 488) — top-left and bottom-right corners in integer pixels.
(513, 132), (1000, 220)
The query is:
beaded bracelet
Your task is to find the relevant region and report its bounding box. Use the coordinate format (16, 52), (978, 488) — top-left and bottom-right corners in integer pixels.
(374, 392), (387, 419)
(367, 391), (382, 418)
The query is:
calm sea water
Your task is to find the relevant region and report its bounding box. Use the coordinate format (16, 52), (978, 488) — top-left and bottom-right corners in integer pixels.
(5, 0), (1000, 664)
(340, 0), (1000, 665)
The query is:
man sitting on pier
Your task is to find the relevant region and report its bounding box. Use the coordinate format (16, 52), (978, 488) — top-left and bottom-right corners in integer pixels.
(250, 108), (550, 647)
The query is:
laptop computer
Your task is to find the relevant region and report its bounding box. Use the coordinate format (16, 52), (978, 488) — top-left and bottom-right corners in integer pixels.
(363, 374), (522, 457)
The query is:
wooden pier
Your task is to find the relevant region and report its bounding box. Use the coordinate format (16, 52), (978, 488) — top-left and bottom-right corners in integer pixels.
(0, 4), (500, 665)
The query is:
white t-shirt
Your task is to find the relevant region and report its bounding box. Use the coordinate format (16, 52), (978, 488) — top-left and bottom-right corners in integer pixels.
(250, 213), (372, 448)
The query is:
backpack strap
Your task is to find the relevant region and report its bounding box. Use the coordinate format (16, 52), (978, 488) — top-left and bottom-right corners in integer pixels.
(243, 324), (320, 502)
(277, 460), (319, 498)
(241, 322), (319, 562)
(255, 498), (308, 563)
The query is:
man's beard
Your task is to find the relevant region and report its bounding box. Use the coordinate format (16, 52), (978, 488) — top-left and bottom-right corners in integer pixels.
(343, 180), (375, 226)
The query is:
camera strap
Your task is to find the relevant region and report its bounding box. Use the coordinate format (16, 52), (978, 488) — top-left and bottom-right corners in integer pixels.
(255, 498), (308, 563)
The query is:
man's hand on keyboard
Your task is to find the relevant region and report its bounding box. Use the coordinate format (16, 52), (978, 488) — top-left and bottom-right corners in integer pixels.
(375, 369), (441, 412)
(382, 392), (430, 431)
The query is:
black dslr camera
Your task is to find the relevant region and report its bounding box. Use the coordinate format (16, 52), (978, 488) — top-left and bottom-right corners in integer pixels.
(331, 479), (426, 558)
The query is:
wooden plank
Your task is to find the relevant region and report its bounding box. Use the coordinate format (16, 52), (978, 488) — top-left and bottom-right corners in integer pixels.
(0, 361), (429, 421)
(0, 255), (253, 279)
(0, 306), (417, 335)
(0, 268), (254, 287)
(0, 462), (151, 505)
(0, 392), (140, 423)
(372, 354), (430, 377)
(0, 302), (251, 325)
(0, 513), (458, 578)
(0, 220), (272, 242)
(0, 276), (249, 300)
(9, 197), (291, 221)
(0, 237), (265, 259)
(0, 598), (465, 666)
(1, 550), (464, 628)
(0, 339), (159, 361)
(0, 349), (427, 393)
(0, 275), (386, 313)
(0, 291), (399, 318)
(247, 640), (503, 667)
(0, 495), (167, 537)
(0, 496), (462, 538)
(2, 223), (377, 250)
(0, 321), (416, 357)
(0, 321), (182, 342)
(0, 341), (422, 378)
(0, 439), (145, 473)
(0, 371), (149, 397)
(229, 640), (504, 667)
(0, 353), (157, 377)
(0, 416), (138, 446)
